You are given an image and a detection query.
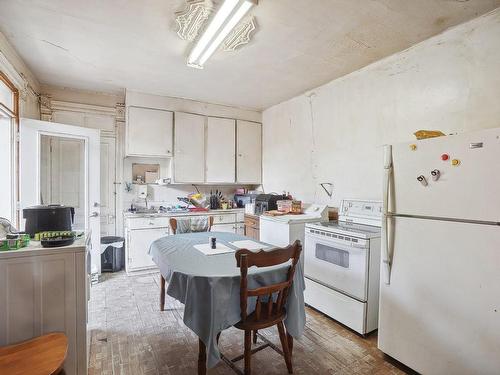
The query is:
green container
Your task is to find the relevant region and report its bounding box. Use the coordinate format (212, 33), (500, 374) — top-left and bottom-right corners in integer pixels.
(0, 234), (30, 251)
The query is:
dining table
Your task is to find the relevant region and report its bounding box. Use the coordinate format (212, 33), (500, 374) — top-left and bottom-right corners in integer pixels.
(149, 231), (306, 374)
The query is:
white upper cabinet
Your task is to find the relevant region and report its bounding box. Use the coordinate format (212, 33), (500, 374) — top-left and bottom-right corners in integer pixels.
(174, 112), (205, 183)
(237, 120), (262, 184)
(126, 106), (173, 157)
(206, 117), (236, 183)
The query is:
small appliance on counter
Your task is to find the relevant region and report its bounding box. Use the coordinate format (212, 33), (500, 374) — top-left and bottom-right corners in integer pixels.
(234, 192), (260, 208)
(22, 204), (75, 238)
(254, 194), (289, 215)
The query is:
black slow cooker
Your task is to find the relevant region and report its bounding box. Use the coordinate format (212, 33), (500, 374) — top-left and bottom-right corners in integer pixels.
(23, 205), (75, 237)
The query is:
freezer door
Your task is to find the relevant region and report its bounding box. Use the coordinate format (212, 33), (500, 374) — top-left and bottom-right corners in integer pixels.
(378, 216), (500, 375)
(390, 127), (500, 222)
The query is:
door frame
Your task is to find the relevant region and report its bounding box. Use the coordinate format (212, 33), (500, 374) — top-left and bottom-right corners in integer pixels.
(20, 118), (101, 273)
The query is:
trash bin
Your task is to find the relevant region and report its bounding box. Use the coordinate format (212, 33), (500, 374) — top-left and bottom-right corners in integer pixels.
(100, 236), (125, 272)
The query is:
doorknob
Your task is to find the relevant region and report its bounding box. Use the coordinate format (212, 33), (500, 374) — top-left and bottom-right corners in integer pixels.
(89, 212), (99, 218)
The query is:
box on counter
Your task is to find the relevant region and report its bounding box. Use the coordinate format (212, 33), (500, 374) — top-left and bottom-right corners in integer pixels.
(277, 200), (302, 213)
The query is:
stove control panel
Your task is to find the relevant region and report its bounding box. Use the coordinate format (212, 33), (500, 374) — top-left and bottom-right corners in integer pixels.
(339, 199), (382, 227)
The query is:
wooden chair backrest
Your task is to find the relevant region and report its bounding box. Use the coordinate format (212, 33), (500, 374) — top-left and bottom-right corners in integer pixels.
(235, 240), (302, 322)
(169, 216), (213, 234)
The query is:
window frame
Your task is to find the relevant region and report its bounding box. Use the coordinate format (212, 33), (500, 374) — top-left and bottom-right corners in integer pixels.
(0, 71), (20, 226)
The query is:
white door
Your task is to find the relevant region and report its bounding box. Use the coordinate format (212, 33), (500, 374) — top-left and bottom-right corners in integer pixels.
(206, 117), (235, 183)
(390, 127), (500, 221)
(40, 135), (86, 228)
(100, 137), (116, 236)
(20, 118), (101, 273)
(126, 106), (173, 157)
(378, 216), (500, 375)
(236, 120), (262, 184)
(174, 112), (205, 183)
(128, 228), (168, 270)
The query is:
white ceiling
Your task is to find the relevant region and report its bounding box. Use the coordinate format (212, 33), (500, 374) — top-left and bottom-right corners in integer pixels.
(1, 0), (499, 110)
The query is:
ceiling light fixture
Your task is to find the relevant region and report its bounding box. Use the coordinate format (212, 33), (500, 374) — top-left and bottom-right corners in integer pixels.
(187, 0), (257, 68)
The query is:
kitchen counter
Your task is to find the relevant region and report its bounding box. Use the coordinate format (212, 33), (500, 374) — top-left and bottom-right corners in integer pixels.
(0, 236), (87, 259)
(123, 208), (244, 218)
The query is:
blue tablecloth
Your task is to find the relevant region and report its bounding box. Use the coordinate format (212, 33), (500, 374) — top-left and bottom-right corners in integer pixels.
(149, 232), (306, 368)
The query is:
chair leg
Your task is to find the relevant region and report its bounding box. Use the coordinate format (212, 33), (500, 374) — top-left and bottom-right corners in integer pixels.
(252, 330), (258, 344)
(277, 322), (293, 374)
(198, 339), (207, 375)
(244, 330), (252, 375)
(287, 332), (293, 357)
(160, 275), (165, 311)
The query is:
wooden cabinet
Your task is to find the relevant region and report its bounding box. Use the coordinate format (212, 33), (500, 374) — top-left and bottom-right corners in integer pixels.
(0, 243), (88, 375)
(173, 112), (205, 183)
(237, 120), (262, 184)
(244, 214), (260, 240)
(126, 106), (173, 157)
(206, 117), (236, 183)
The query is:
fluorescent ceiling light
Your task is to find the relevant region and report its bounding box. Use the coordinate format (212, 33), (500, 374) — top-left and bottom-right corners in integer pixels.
(187, 0), (256, 68)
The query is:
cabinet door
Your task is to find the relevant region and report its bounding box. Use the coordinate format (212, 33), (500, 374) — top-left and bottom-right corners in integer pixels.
(127, 228), (169, 271)
(206, 117), (235, 183)
(174, 112), (205, 183)
(0, 251), (87, 374)
(236, 121), (262, 184)
(127, 107), (173, 157)
(212, 223), (236, 233)
(235, 223), (245, 236)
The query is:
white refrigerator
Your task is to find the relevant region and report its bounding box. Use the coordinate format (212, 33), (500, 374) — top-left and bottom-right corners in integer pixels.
(378, 127), (500, 375)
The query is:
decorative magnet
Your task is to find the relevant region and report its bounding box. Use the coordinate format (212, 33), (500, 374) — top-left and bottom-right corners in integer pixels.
(441, 154), (449, 161)
(451, 159), (461, 166)
(410, 144), (417, 151)
(417, 175), (428, 186)
(430, 169), (441, 181)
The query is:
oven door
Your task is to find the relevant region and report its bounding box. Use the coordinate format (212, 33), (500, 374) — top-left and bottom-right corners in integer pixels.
(304, 231), (369, 301)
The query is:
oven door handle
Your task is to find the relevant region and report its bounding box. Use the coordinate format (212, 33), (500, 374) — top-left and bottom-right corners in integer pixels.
(306, 235), (367, 253)
(382, 145), (393, 285)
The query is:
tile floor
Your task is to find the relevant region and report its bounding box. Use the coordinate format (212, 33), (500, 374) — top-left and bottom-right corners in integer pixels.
(88, 272), (413, 375)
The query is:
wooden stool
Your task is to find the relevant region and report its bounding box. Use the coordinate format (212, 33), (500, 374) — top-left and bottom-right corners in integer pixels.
(0, 333), (68, 375)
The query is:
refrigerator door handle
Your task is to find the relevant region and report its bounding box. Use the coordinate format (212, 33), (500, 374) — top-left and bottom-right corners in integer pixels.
(382, 145), (393, 285)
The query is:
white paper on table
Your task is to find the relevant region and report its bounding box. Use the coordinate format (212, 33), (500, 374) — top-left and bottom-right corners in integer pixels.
(229, 240), (268, 251)
(194, 243), (234, 256)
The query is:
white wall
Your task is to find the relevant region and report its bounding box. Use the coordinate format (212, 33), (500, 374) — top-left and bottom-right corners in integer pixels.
(126, 90), (262, 123)
(262, 9), (500, 207)
(0, 31), (40, 119)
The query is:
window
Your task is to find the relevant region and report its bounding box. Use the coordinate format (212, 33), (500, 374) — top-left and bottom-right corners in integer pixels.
(0, 71), (19, 224)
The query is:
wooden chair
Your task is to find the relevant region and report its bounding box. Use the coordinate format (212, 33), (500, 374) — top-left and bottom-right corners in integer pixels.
(168, 216), (213, 235)
(160, 216), (214, 311)
(0, 333), (68, 375)
(220, 240), (302, 375)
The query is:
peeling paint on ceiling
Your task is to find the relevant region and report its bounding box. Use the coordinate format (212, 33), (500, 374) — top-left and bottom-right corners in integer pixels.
(0, 0), (499, 110)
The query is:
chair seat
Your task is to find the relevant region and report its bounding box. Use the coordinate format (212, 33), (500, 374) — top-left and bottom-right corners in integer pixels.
(234, 303), (287, 331)
(0, 333), (68, 375)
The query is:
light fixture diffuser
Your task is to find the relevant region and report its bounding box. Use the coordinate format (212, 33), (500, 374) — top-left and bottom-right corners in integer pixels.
(187, 0), (256, 68)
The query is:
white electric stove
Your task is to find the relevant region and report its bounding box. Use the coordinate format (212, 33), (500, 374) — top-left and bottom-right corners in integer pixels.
(304, 199), (382, 335)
